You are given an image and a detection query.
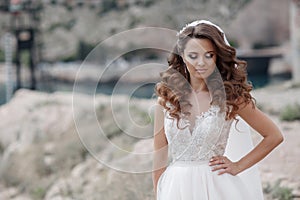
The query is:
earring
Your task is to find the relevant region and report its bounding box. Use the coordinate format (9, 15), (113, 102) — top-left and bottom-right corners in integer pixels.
(214, 68), (218, 73)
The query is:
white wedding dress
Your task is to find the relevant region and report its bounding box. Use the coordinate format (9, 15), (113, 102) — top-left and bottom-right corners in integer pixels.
(156, 104), (264, 200)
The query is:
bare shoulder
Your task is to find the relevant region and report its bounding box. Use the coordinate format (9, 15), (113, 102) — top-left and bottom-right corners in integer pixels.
(156, 96), (163, 104)
(235, 98), (259, 125)
(236, 98), (283, 139)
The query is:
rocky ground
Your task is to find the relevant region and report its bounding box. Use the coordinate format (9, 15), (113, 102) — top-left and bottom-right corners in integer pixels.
(251, 82), (300, 199)
(0, 80), (299, 200)
(0, 89), (155, 200)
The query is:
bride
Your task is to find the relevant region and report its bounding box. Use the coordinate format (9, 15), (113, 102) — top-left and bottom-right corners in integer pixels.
(152, 20), (283, 200)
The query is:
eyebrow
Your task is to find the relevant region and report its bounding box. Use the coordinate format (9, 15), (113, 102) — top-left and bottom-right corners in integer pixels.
(187, 50), (215, 54)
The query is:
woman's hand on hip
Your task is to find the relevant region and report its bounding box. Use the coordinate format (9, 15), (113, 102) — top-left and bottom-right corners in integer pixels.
(209, 155), (242, 176)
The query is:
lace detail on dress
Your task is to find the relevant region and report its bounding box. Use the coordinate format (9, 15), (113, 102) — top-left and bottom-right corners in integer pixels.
(163, 104), (233, 162)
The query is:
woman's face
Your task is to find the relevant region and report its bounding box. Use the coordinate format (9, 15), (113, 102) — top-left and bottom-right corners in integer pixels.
(182, 38), (217, 80)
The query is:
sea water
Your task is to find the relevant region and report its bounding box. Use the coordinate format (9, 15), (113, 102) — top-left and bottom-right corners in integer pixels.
(0, 73), (291, 106)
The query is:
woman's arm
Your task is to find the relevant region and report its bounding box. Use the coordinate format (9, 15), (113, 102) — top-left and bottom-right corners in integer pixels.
(210, 100), (284, 175)
(234, 100), (283, 173)
(152, 99), (169, 196)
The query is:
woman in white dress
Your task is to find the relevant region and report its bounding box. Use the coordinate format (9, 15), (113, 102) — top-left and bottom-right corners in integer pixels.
(152, 20), (284, 200)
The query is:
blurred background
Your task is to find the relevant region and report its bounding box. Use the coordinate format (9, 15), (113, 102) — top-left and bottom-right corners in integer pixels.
(0, 0), (299, 200)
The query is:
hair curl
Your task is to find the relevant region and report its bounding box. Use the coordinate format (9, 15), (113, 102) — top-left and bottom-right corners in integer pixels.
(155, 23), (256, 129)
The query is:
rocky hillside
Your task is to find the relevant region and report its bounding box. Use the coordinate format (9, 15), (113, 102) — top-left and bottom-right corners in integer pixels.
(0, 0), (289, 61)
(0, 89), (155, 199)
(0, 81), (300, 199)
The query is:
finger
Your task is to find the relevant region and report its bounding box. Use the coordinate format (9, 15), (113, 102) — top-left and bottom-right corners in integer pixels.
(211, 164), (227, 172)
(210, 155), (222, 161)
(208, 161), (221, 166)
(209, 159), (225, 166)
(209, 157), (217, 162)
(220, 156), (227, 160)
(218, 168), (228, 175)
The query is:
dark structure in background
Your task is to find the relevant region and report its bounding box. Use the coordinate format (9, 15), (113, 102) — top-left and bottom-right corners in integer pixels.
(237, 48), (283, 76)
(0, 0), (42, 90)
(15, 28), (36, 89)
(0, 0), (112, 93)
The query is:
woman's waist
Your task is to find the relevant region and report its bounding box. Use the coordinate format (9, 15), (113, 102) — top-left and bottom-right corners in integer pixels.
(170, 159), (210, 167)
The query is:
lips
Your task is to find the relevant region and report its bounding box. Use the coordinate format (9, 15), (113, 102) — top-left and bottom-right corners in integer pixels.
(195, 68), (207, 73)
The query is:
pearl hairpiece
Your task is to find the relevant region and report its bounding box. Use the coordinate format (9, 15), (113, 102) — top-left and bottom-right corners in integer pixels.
(177, 20), (230, 46)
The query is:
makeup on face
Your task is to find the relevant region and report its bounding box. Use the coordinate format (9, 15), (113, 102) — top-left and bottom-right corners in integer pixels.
(183, 38), (217, 78)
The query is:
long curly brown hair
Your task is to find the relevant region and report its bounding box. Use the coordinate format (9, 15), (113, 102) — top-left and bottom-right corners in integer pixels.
(155, 22), (256, 129)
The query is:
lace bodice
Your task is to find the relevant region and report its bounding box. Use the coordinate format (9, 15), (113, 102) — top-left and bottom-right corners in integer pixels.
(163, 104), (234, 162)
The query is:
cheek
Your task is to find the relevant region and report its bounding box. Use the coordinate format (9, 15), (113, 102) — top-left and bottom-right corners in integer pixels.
(205, 59), (217, 71)
(182, 56), (190, 69)
(206, 57), (217, 65)
(183, 57), (196, 69)
(206, 63), (217, 74)
(209, 62), (217, 71)
(184, 60), (196, 73)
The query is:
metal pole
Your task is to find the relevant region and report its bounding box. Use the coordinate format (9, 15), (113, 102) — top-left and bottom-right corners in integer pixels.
(30, 46), (36, 90)
(15, 41), (21, 90)
(290, 0), (300, 84)
(4, 33), (14, 102)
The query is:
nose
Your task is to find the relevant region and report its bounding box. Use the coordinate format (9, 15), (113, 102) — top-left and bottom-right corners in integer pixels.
(197, 56), (205, 67)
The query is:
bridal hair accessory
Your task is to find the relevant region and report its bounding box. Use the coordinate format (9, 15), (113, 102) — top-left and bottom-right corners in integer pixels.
(177, 20), (230, 46)
(177, 19), (238, 69)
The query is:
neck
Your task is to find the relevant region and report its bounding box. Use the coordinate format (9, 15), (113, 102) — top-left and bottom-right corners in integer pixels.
(190, 77), (208, 93)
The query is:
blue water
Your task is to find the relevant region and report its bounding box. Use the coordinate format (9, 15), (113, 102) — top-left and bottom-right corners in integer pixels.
(0, 73), (291, 106)
(248, 73), (291, 88)
(0, 81), (157, 106)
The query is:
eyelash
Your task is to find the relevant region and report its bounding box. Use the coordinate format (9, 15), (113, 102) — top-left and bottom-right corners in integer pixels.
(188, 55), (197, 59)
(188, 53), (214, 59)
(206, 53), (214, 59)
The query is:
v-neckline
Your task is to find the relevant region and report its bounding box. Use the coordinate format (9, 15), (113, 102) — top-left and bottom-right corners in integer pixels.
(185, 104), (218, 135)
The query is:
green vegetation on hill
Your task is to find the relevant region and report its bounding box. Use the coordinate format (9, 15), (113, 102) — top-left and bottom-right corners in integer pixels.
(280, 103), (300, 121)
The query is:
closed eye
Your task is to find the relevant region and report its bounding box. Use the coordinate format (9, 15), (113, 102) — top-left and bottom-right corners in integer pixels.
(205, 52), (214, 59)
(188, 54), (197, 59)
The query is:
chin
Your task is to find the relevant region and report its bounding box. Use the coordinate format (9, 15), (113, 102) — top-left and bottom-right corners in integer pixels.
(193, 72), (210, 80)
